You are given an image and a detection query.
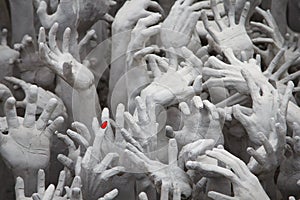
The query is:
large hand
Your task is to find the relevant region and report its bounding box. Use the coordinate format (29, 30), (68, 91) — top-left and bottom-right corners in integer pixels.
(187, 148), (270, 200)
(39, 23), (94, 90)
(0, 85), (64, 174)
(202, 0), (253, 59)
(0, 28), (20, 81)
(166, 97), (224, 147)
(232, 70), (284, 147)
(141, 47), (202, 107)
(124, 139), (193, 199)
(14, 33), (55, 89)
(160, 0), (201, 48)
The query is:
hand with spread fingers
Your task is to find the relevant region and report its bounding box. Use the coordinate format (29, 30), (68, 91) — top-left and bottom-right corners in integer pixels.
(186, 148), (270, 200)
(13, 31), (55, 89)
(0, 85), (64, 187)
(160, 0), (202, 49)
(231, 70), (289, 147)
(0, 28), (20, 81)
(124, 139), (193, 200)
(141, 47), (202, 107)
(127, 13), (161, 68)
(202, 0), (253, 60)
(166, 96), (224, 148)
(38, 23), (94, 91)
(203, 48), (267, 95)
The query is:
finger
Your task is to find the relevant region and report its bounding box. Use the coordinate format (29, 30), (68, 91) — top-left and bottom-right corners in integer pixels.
(37, 169), (45, 196)
(55, 170), (65, 196)
(57, 154), (74, 171)
(39, 43), (59, 69)
(136, 13), (161, 28)
(23, 85), (38, 128)
(100, 166), (125, 180)
(139, 192), (148, 200)
(38, 27), (46, 44)
(121, 129), (144, 152)
(239, 2), (250, 25)
(135, 96), (149, 125)
(1, 28), (8, 45)
(101, 107), (114, 142)
(211, 0), (226, 31)
(32, 193), (41, 200)
(124, 112), (142, 135)
(250, 22), (273, 36)
(99, 189), (119, 200)
(5, 97), (19, 128)
(67, 129), (89, 150)
(45, 116), (64, 137)
(160, 181), (169, 200)
(258, 132), (274, 155)
(179, 102), (191, 116)
(71, 121), (91, 144)
(203, 100), (219, 120)
(192, 96), (203, 109)
(223, 48), (241, 65)
(252, 38), (274, 44)
(78, 29), (96, 51)
(208, 191), (235, 200)
(42, 184), (55, 200)
(146, 54), (162, 77)
(62, 27), (71, 53)
(115, 103), (125, 142)
(265, 48), (285, 76)
(186, 161), (238, 183)
(201, 11), (218, 40)
(15, 177), (25, 200)
(232, 105), (250, 128)
(4, 76), (29, 91)
(246, 147), (265, 165)
(36, 98), (58, 130)
(48, 23), (61, 54)
(280, 81), (294, 116)
(168, 138), (178, 166)
(93, 153), (119, 173)
(126, 142), (149, 162)
(227, 0), (236, 26)
(134, 46), (160, 60)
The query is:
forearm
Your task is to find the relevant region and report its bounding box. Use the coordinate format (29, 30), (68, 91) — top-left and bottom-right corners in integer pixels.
(72, 85), (100, 139)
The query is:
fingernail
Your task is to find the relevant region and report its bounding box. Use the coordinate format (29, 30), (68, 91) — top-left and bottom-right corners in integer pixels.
(101, 121), (108, 129)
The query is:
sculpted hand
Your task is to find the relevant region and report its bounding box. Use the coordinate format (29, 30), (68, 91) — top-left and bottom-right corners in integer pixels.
(187, 148), (270, 200)
(166, 97), (224, 147)
(13, 33), (55, 89)
(160, 0), (202, 48)
(202, 0), (253, 59)
(141, 47), (202, 106)
(124, 139), (193, 199)
(0, 85), (64, 174)
(0, 28), (20, 80)
(39, 23), (94, 90)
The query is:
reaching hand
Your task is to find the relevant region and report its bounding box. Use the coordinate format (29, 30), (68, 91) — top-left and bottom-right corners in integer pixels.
(39, 23), (95, 90)
(202, 0), (253, 59)
(0, 28), (20, 80)
(14, 33), (55, 89)
(160, 0), (201, 48)
(124, 139), (193, 199)
(0, 85), (64, 175)
(187, 148), (270, 200)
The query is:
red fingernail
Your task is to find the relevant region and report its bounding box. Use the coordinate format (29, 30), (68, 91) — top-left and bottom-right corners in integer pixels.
(101, 121), (108, 129)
